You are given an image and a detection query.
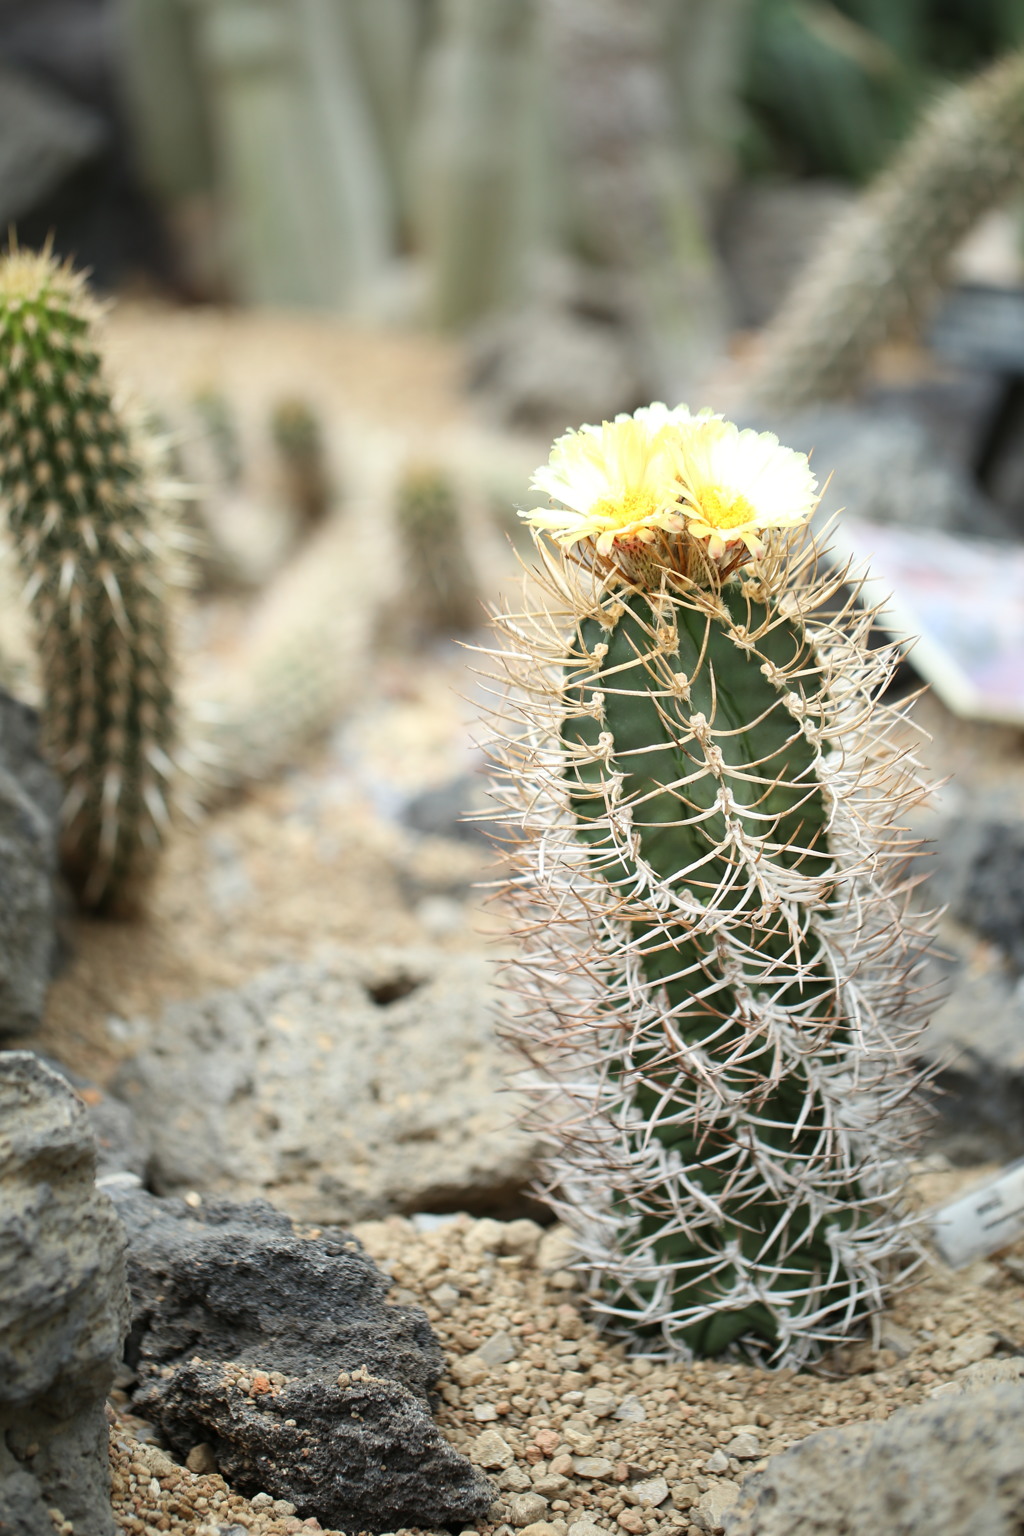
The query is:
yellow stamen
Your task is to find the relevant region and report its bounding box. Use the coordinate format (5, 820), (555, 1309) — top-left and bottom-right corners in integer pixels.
(592, 488), (665, 530)
(698, 485), (756, 531)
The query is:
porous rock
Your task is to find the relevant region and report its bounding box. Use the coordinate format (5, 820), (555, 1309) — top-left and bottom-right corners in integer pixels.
(0, 1052), (129, 1536)
(0, 691), (60, 1037)
(724, 1383), (1024, 1536)
(917, 815), (1024, 1159)
(36, 1053), (148, 1179)
(112, 1187), (494, 1532)
(113, 946), (537, 1222)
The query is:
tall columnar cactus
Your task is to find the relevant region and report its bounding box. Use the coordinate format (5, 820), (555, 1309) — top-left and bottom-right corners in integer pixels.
(742, 48), (1024, 414)
(0, 248), (177, 913)
(489, 404), (934, 1362)
(396, 464), (480, 637)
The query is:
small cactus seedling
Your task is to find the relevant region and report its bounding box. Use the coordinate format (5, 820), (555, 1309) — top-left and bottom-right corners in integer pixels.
(270, 395), (333, 530)
(191, 384), (242, 486)
(488, 404), (935, 1363)
(395, 463), (480, 637)
(0, 246), (178, 913)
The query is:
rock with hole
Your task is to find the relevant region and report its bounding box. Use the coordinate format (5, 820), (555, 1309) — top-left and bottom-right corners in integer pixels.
(112, 947), (537, 1222)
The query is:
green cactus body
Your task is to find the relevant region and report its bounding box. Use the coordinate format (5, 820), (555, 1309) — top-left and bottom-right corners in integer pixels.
(396, 465), (480, 636)
(566, 582), (853, 1355)
(0, 250), (176, 912)
(490, 410), (932, 1362)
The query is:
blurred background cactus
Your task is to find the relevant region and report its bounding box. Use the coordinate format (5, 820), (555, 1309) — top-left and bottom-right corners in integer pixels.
(394, 463), (480, 640)
(191, 385), (242, 488)
(270, 395), (334, 532)
(743, 46), (1024, 412)
(0, 247), (178, 914)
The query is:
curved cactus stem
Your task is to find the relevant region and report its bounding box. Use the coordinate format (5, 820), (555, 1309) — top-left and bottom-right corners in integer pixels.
(742, 48), (1024, 414)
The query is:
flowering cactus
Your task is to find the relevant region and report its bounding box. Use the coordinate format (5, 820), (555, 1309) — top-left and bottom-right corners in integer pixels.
(488, 404), (934, 1362)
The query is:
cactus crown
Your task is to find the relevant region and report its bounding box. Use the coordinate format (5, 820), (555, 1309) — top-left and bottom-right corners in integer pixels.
(0, 246), (177, 912)
(487, 405), (934, 1363)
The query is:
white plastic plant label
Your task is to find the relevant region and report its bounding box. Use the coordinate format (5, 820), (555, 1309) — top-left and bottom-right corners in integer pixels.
(931, 1157), (1024, 1268)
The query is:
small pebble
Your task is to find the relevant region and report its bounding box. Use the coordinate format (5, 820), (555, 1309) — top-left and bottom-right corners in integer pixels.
(583, 1387), (618, 1418)
(630, 1477), (669, 1508)
(473, 1429), (516, 1469)
(724, 1433), (760, 1460)
(508, 1492), (551, 1527)
(572, 1456), (615, 1481)
(477, 1330), (520, 1367)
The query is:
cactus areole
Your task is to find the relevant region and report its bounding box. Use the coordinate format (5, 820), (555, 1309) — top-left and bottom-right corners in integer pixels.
(489, 405), (933, 1363)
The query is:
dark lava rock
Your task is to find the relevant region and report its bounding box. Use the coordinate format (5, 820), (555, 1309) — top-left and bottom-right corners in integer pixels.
(0, 1053), (129, 1536)
(148, 1361), (493, 1535)
(942, 818), (1024, 974)
(111, 1188), (494, 1533)
(0, 691), (61, 1036)
(401, 773), (498, 846)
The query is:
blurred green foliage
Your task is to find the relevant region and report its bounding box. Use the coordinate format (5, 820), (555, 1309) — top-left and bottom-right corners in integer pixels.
(743, 0), (1024, 178)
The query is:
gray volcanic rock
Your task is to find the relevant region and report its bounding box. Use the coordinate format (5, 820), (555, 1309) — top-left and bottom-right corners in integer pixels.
(112, 1188), (494, 1533)
(0, 1052), (129, 1536)
(917, 814), (1024, 1160)
(930, 817), (1024, 973)
(0, 691), (60, 1036)
(725, 1383), (1024, 1536)
(35, 1054), (148, 1179)
(113, 946), (537, 1222)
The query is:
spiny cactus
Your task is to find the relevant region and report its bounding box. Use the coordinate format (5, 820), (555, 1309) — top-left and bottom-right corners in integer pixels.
(395, 464), (480, 637)
(270, 395), (333, 530)
(488, 404), (934, 1363)
(191, 385), (242, 486)
(743, 48), (1024, 413)
(0, 247), (178, 913)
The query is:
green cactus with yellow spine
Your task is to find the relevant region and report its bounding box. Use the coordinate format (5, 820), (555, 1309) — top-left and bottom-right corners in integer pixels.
(489, 405), (934, 1362)
(0, 247), (177, 913)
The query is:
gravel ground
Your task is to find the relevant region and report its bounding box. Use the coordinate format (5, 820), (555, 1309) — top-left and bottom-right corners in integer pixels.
(107, 1178), (1024, 1536)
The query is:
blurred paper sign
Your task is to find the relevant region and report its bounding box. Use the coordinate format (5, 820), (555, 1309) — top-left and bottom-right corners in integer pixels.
(931, 1157), (1024, 1268)
(827, 518), (1024, 726)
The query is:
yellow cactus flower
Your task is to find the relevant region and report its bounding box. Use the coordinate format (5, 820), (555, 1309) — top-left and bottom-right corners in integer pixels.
(523, 405), (816, 566)
(523, 405), (704, 555)
(673, 419), (818, 560)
